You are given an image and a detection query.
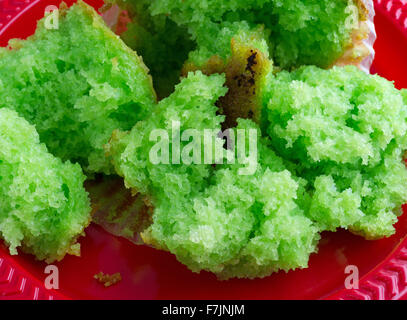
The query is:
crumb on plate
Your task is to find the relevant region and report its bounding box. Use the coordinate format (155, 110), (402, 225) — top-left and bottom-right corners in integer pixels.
(94, 272), (122, 287)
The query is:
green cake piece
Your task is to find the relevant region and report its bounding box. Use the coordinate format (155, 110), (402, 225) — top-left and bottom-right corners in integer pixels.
(208, 132), (319, 279)
(142, 0), (367, 69)
(0, 108), (91, 262)
(0, 1), (156, 174)
(263, 65), (407, 238)
(106, 71), (227, 196)
(106, 72), (320, 279)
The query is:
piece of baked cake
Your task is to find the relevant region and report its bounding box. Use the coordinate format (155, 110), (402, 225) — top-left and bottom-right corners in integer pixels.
(0, 1), (156, 174)
(0, 108), (91, 262)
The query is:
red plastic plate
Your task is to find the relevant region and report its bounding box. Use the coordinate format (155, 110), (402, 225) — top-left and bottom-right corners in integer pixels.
(1, 0), (407, 300)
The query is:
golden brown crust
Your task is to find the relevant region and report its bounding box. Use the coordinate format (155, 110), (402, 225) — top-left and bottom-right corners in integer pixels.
(332, 0), (374, 70)
(182, 37), (271, 128)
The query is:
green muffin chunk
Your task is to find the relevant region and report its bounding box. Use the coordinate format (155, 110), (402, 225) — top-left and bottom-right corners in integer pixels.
(0, 108), (91, 262)
(137, 0), (367, 69)
(106, 72), (320, 279)
(0, 1), (156, 174)
(263, 65), (407, 239)
(111, 0), (369, 125)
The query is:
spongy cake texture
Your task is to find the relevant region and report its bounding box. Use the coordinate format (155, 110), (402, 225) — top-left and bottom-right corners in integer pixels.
(0, 108), (91, 263)
(116, 0), (365, 75)
(263, 65), (407, 239)
(0, 0), (403, 280)
(107, 72), (320, 279)
(0, 1), (156, 174)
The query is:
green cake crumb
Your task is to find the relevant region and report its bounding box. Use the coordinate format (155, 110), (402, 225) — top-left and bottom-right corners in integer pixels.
(106, 72), (320, 279)
(263, 65), (407, 239)
(0, 1), (156, 174)
(0, 108), (91, 263)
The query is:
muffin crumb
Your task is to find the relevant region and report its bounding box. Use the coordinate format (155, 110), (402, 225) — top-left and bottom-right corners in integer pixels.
(94, 272), (122, 287)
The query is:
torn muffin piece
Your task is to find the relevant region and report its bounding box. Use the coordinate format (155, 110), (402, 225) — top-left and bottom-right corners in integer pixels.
(0, 108), (91, 263)
(0, 1), (156, 175)
(105, 72), (320, 279)
(263, 65), (407, 239)
(182, 22), (272, 128)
